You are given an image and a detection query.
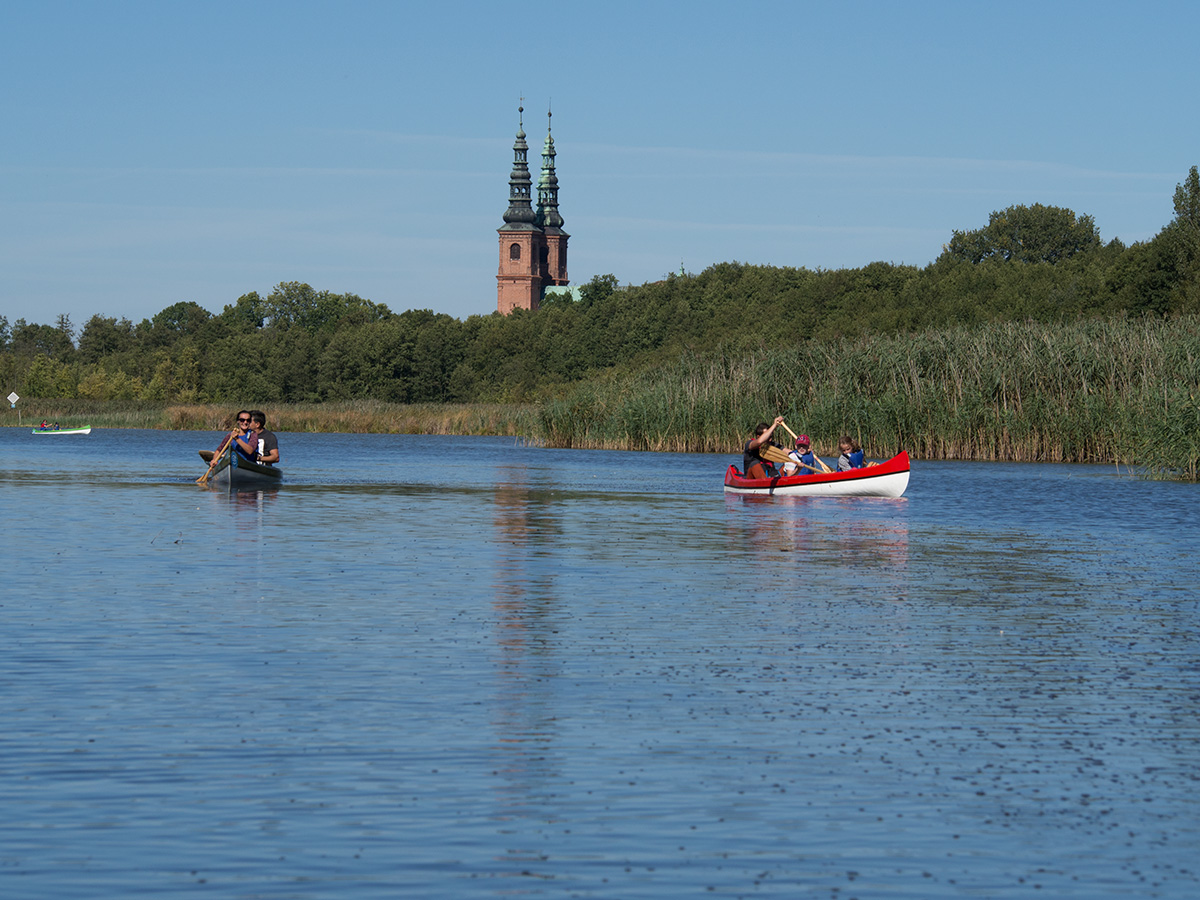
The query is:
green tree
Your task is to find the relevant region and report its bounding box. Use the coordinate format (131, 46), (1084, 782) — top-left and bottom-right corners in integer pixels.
(56, 313), (75, 346)
(577, 273), (619, 309)
(261, 282), (392, 333)
(410, 313), (467, 402)
(941, 204), (1102, 265)
(174, 343), (202, 401)
(10, 319), (74, 358)
(23, 354), (75, 397)
(243, 328), (319, 402)
(1173, 165), (1200, 230)
(78, 315), (136, 364)
(219, 292), (266, 333)
(1166, 165), (1200, 311)
(318, 319), (414, 401)
(1109, 240), (1175, 316)
(203, 333), (278, 401)
(140, 301), (212, 349)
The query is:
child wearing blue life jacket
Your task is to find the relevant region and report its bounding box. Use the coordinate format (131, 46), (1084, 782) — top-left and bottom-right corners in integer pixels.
(836, 435), (865, 471)
(782, 434), (820, 476)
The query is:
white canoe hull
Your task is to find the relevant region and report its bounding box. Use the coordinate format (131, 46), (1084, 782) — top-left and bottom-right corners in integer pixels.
(32, 426), (92, 435)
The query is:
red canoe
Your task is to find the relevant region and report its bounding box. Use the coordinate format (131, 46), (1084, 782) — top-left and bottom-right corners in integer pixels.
(724, 451), (910, 497)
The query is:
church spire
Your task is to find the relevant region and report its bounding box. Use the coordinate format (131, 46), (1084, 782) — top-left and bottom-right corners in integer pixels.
(536, 106), (564, 231)
(502, 104), (537, 228)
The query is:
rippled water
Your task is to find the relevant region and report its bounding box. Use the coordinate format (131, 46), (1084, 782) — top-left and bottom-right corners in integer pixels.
(2, 427), (1197, 898)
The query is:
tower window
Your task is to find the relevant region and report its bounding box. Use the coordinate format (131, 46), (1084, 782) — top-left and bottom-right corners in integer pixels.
(509, 243), (521, 261)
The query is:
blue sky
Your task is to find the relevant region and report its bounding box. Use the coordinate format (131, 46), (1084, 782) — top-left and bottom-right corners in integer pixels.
(2, 0), (1197, 331)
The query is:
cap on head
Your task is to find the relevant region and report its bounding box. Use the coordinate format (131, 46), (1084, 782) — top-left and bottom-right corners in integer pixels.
(796, 434), (810, 448)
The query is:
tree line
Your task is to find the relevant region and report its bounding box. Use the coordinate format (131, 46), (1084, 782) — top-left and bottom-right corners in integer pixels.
(3, 166), (1198, 407)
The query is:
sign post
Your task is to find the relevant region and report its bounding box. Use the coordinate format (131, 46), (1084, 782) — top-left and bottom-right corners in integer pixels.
(7, 392), (18, 426)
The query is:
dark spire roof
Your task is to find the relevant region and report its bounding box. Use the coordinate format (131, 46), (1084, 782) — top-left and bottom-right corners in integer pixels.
(536, 107), (564, 231)
(501, 104), (538, 230)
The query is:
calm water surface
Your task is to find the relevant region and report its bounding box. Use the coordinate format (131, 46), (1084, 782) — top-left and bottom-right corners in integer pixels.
(1, 427), (1197, 898)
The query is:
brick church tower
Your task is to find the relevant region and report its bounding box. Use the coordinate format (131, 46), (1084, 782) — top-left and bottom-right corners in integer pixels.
(497, 106), (569, 314)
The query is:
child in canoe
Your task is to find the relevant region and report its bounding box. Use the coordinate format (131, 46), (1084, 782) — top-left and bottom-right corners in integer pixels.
(782, 434), (820, 476)
(836, 435), (866, 471)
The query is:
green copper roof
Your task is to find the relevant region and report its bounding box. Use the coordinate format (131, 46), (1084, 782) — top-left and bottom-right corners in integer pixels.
(536, 108), (564, 231)
(501, 105), (537, 228)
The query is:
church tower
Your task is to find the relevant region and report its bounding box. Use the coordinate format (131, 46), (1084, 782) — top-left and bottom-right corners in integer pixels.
(536, 108), (569, 291)
(497, 106), (569, 314)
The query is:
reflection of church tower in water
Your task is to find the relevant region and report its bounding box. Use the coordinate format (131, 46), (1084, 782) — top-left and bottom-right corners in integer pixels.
(496, 106), (569, 314)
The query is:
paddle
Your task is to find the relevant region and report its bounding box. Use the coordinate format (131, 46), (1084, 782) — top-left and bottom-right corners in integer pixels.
(778, 421), (833, 473)
(757, 443), (824, 475)
(197, 431), (236, 484)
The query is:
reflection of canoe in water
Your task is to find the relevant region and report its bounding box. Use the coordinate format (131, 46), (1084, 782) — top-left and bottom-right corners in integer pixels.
(32, 426), (92, 435)
(724, 451), (910, 498)
(198, 447), (283, 488)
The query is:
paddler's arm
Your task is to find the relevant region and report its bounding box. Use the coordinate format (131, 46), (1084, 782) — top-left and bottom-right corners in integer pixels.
(748, 415), (784, 451)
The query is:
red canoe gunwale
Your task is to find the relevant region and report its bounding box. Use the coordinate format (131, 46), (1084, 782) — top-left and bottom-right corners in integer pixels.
(723, 451), (910, 498)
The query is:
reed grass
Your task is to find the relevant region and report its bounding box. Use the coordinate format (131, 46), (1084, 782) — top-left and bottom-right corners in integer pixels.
(538, 318), (1200, 479)
(2, 400), (540, 436)
(162, 400), (541, 435)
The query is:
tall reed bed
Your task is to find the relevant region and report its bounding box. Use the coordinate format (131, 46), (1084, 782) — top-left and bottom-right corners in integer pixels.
(537, 318), (1200, 478)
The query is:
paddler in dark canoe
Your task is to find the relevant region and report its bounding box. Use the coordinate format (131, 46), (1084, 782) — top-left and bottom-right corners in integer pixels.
(743, 416), (785, 479)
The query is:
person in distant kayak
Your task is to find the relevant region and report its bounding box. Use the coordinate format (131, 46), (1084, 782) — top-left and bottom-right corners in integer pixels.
(782, 434), (819, 476)
(836, 435), (866, 471)
(744, 416), (784, 479)
(250, 410), (279, 465)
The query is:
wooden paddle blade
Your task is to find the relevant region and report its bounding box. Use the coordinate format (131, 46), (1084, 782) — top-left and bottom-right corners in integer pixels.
(759, 444), (792, 466)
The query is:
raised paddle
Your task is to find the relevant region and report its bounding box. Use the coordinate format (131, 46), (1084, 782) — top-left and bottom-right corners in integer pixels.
(198, 431), (236, 484)
(778, 420), (833, 473)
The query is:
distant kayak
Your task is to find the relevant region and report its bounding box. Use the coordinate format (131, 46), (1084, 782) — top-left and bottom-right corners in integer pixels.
(32, 426), (92, 435)
(724, 451), (910, 498)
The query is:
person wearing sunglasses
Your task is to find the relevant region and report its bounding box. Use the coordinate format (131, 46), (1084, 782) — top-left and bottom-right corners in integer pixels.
(201, 410), (259, 480)
(213, 410), (258, 460)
